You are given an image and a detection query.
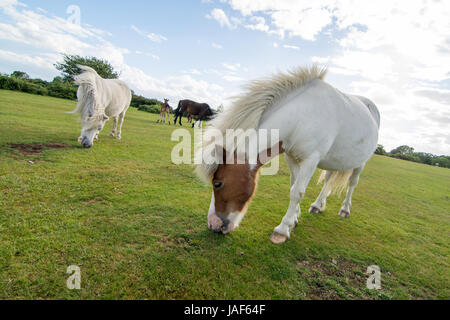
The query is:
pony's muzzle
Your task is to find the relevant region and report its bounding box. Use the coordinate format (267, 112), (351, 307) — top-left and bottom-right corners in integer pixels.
(208, 212), (234, 234)
(81, 137), (92, 148)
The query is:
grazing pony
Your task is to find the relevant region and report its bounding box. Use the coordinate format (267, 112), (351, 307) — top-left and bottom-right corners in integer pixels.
(156, 99), (171, 124)
(72, 65), (131, 148)
(174, 99), (213, 128)
(195, 65), (380, 244)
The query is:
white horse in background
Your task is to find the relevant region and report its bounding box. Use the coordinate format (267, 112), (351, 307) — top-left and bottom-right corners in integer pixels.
(196, 65), (380, 244)
(72, 65), (131, 148)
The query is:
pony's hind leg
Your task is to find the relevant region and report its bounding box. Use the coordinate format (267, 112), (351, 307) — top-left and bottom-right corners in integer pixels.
(309, 170), (333, 214)
(109, 116), (118, 137)
(271, 153), (320, 244)
(339, 166), (364, 218)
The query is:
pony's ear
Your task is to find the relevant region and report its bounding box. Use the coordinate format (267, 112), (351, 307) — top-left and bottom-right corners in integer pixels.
(103, 115), (109, 121)
(256, 141), (284, 168)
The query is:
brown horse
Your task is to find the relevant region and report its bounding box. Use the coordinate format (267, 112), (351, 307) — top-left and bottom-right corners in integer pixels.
(156, 99), (171, 124)
(174, 99), (213, 128)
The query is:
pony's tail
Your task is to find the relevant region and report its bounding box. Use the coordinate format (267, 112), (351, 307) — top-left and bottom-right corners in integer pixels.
(70, 65), (98, 115)
(318, 169), (353, 197)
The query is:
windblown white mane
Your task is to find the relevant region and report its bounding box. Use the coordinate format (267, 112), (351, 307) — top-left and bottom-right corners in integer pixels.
(196, 65), (328, 181)
(71, 65), (103, 120)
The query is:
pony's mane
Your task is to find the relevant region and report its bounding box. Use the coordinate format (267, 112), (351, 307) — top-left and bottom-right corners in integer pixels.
(195, 65), (327, 182)
(71, 65), (103, 119)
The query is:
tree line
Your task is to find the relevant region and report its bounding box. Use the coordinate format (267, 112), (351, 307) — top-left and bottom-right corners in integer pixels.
(0, 54), (166, 114)
(375, 144), (449, 168)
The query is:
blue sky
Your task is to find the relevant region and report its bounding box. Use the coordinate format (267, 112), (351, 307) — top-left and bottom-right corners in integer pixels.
(0, 0), (449, 155)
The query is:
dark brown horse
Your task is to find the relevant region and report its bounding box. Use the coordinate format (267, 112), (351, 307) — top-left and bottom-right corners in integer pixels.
(174, 99), (214, 128)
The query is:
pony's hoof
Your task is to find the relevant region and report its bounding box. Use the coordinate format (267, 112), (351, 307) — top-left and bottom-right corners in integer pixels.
(117, 136), (122, 141)
(109, 132), (115, 137)
(339, 210), (350, 218)
(309, 206), (322, 214)
(270, 232), (288, 244)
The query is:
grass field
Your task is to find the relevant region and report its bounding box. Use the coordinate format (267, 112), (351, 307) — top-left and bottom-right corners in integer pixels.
(0, 89), (449, 300)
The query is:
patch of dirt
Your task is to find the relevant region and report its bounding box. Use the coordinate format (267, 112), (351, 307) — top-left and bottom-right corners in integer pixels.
(158, 235), (198, 253)
(296, 258), (371, 300)
(8, 143), (72, 156)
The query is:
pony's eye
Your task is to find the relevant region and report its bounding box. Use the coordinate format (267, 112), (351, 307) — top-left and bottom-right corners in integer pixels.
(213, 181), (224, 189)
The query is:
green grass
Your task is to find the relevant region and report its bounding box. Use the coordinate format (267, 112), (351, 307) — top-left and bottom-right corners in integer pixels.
(0, 89), (449, 300)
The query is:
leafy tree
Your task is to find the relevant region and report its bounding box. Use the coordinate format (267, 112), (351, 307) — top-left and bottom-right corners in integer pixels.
(390, 145), (415, 156)
(11, 71), (30, 79)
(375, 144), (387, 155)
(415, 152), (433, 165)
(54, 54), (119, 82)
(130, 93), (162, 109)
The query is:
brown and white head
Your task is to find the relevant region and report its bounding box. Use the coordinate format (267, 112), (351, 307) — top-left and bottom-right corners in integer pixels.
(207, 142), (283, 234)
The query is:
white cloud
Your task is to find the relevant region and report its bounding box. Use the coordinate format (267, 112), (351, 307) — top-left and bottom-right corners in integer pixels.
(0, 49), (55, 70)
(120, 64), (225, 106)
(244, 16), (268, 32)
(330, 51), (395, 81)
(206, 8), (235, 29)
(222, 75), (244, 82)
(131, 25), (167, 43)
(283, 44), (300, 51)
(212, 42), (223, 49)
(183, 69), (202, 75)
(311, 56), (330, 64)
(134, 51), (160, 61)
(222, 62), (240, 72)
(228, 0), (333, 40)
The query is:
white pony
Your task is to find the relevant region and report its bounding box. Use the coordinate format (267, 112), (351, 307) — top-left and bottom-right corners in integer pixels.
(196, 65), (380, 244)
(73, 65), (131, 148)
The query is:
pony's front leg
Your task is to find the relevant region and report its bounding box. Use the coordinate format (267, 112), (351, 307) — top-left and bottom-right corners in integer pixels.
(116, 111), (126, 140)
(109, 116), (118, 137)
(271, 154), (320, 244)
(339, 166), (364, 218)
(157, 111), (162, 123)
